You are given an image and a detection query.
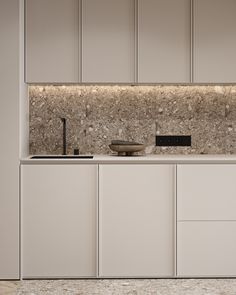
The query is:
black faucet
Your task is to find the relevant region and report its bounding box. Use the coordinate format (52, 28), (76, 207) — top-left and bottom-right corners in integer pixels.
(60, 117), (67, 155)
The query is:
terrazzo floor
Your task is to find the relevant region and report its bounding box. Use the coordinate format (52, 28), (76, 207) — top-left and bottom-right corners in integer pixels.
(1, 279), (236, 295)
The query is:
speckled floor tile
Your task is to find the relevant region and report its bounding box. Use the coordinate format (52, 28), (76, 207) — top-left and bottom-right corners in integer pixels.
(1, 279), (236, 295)
(0, 281), (19, 295)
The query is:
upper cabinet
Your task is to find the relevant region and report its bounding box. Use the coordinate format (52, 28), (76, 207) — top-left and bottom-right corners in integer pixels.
(25, 0), (80, 83)
(193, 0), (236, 83)
(138, 0), (191, 83)
(82, 0), (135, 83)
(25, 0), (236, 84)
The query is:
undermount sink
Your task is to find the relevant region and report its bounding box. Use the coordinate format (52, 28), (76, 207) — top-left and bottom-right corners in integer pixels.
(31, 155), (94, 159)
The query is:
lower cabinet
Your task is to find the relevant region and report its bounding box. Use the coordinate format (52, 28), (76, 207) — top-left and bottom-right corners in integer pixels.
(21, 164), (97, 278)
(99, 164), (175, 277)
(21, 162), (236, 278)
(177, 164), (236, 277)
(177, 222), (236, 277)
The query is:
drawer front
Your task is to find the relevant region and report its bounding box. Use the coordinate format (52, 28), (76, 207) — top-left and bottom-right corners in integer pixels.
(177, 221), (236, 277)
(177, 165), (236, 221)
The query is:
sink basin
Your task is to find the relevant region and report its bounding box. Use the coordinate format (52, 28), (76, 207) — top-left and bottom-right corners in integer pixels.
(31, 155), (94, 159)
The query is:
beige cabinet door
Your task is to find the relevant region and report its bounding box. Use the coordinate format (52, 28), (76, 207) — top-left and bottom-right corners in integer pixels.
(99, 164), (175, 277)
(138, 0), (191, 83)
(0, 0), (20, 279)
(25, 0), (80, 83)
(82, 0), (135, 83)
(21, 165), (97, 278)
(177, 222), (236, 277)
(177, 165), (236, 221)
(194, 0), (236, 83)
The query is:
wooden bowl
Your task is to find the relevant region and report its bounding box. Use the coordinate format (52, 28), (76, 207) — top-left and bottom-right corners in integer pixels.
(109, 144), (145, 156)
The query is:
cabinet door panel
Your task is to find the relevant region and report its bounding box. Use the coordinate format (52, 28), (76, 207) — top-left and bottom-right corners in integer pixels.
(0, 0), (19, 279)
(22, 165), (97, 278)
(177, 165), (236, 221)
(82, 0), (135, 83)
(177, 222), (236, 277)
(194, 0), (236, 83)
(26, 0), (80, 83)
(99, 164), (175, 277)
(138, 0), (191, 83)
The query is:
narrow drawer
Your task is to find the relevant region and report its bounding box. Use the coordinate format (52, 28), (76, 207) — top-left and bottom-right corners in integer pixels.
(177, 221), (236, 277)
(177, 165), (236, 221)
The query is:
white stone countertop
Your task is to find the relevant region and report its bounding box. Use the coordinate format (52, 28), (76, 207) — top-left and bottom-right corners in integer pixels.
(20, 154), (236, 164)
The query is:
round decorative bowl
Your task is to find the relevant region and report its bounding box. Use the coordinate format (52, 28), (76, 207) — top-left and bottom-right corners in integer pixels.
(109, 144), (145, 156)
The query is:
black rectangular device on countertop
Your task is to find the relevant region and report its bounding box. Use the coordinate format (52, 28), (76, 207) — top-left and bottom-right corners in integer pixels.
(156, 135), (191, 147)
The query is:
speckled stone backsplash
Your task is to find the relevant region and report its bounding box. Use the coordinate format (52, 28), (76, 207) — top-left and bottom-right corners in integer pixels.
(29, 85), (236, 155)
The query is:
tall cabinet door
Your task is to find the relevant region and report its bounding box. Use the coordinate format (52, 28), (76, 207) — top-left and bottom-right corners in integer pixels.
(82, 0), (135, 83)
(99, 165), (175, 277)
(22, 165), (97, 278)
(0, 0), (20, 279)
(194, 0), (236, 83)
(138, 0), (191, 83)
(25, 0), (80, 83)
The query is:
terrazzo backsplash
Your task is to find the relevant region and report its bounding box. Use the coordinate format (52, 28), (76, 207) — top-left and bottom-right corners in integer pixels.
(29, 85), (236, 155)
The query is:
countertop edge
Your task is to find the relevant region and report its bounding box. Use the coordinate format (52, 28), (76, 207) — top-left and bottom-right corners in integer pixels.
(20, 155), (236, 165)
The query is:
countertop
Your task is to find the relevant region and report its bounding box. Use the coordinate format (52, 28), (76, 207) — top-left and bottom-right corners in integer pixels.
(20, 154), (236, 164)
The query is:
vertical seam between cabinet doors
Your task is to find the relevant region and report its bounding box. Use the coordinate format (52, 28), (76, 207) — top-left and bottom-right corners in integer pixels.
(24, 0), (26, 83)
(174, 165), (177, 277)
(190, 0), (194, 83)
(79, 0), (83, 82)
(19, 165), (22, 280)
(20, 165), (24, 280)
(97, 165), (99, 277)
(134, 0), (139, 83)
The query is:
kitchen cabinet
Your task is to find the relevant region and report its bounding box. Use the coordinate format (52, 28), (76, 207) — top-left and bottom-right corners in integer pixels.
(193, 0), (236, 83)
(138, 0), (191, 83)
(99, 164), (175, 277)
(24, 0), (236, 84)
(177, 222), (236, 276)
(25, 0), (80, 83)
(177, 165), (236, 221)
(21, 164), (97, 278)
(0, 0), (20, 279)
(82, 0), (135, 83)
(177, 164), (236, 277)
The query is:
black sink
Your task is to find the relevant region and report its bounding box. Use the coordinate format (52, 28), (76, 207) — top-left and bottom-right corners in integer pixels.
(31, 155), (94, 159)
